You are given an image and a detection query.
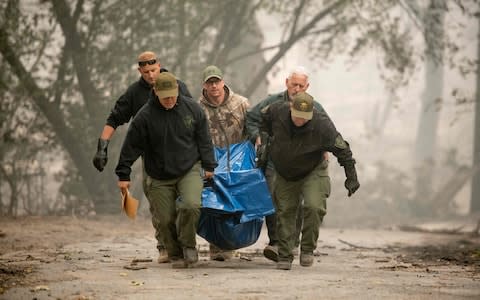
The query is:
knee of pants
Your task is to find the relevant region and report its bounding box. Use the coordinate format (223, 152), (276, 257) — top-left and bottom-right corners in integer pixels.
(156, 211), (175, 227)
(176, 196), (201, 210)
(303, 205), (327, 219)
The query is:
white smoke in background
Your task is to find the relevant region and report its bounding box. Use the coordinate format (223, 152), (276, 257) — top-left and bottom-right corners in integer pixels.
(257, 10), (478, 219)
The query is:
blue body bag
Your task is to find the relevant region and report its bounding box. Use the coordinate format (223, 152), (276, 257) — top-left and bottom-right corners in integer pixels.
(197, 141), (275, 250)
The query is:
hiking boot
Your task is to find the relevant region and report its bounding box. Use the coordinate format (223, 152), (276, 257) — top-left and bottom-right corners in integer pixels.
(300, 252), (314, 267)
(171, 257), (187, 269)
(209, 244), (232, 261)
(172, 248), (198, 268)
(263, 245), (279, 262)
(210, 251), (233, 261)
(157, 247), (170, 263)
(183, 247), (198, 265)
(292, 247), (299, 256)
(276, 260), (292, 270)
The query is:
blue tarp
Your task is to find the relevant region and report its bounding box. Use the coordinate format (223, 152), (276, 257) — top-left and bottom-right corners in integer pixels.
(197, 141), (275, 250)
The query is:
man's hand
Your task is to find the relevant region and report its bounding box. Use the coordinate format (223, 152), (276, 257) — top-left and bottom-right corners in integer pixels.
(255, 135), (262, 147)
(345, 178), (360, 196)
(118, 180), (130, 191)
(93, 139), (109, 172)
(204, 170), (214, 179)
(344, 164), (360, 197)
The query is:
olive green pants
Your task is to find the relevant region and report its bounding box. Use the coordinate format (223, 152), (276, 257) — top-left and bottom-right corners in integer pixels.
(274, 160), (330, 262)
(264, 167), (303, 247)
(141, 160), (165, 252)
(143, 162), (203, 259)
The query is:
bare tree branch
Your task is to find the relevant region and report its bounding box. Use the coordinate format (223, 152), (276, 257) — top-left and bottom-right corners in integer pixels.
(242, 0), (349, 97)
(50, 0), (100, 123)
(170, 3), (229, 72)
(289, 0), (308, 38)
(398, 0), (424, 30)
(225, 24), (337, 65)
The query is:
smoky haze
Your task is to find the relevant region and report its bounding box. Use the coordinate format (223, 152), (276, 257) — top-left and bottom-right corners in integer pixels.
(0, 1), (479, 228)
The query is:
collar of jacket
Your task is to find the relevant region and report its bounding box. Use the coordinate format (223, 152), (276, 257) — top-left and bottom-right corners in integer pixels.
(139, 76), (152, 89)
(282, 90), (291, 102)
(151, 94), (183, 111)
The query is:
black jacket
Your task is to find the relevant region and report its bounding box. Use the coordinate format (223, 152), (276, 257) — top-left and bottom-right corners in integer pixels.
(106, 70), (192, 129)
(261, 101), (355, 181)
(246, 91), (326, 141)
(115, 94), (217, 181)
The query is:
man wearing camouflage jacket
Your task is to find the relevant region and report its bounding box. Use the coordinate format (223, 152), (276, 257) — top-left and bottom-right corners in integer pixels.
(198, 65), (250, 261)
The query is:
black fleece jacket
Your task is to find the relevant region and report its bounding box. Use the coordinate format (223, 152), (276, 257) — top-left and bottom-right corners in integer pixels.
(115, 94), (217, 181)
(261, 101), (355, 181)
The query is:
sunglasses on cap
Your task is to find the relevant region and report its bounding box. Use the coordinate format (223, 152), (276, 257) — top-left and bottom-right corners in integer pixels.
(138, 59), (157, 67)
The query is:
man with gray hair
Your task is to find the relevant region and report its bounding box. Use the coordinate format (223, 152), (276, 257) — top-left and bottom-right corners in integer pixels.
(260, 91), (359, 270)
(246, 66), (328, 262)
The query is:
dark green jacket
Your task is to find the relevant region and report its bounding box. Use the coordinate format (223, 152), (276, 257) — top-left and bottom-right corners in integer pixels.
(115, 94), (217, 181)
(261, 101), (355, 181)
(246, 91), (326, 140)
(106, 70), (192, 129)
(246, 91), (327, 170)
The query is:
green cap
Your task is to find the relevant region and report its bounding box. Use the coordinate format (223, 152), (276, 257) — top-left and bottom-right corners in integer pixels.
(203, 65), (223, 82)
(154, 72), (178, 99)
(291, 92), (313, 120)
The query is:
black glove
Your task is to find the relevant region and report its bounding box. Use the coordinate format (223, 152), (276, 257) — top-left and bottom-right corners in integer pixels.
(255, 133), (271, 173)
(255, 142), (268, 172)
(203, 177), (214, 188)
(92, 138), (109, 172)
(344, 164), (360, 197)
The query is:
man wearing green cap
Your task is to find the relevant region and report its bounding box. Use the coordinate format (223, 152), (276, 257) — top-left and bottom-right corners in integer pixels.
(260, 91), (360, 270)
(198, 65), (251, 261)
(115, 72), (217, 268)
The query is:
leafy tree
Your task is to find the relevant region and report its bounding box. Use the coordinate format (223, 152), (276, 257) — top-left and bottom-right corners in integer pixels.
(0, 0), (477, 215)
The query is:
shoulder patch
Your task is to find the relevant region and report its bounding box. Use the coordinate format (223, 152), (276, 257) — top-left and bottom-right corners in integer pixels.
(335, 135), (347, 149)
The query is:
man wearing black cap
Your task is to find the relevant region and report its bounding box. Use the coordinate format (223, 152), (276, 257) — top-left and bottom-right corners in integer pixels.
(260, 91), (360, 270)
(115, 72), (217, 268)
(92, 51), (192, 263)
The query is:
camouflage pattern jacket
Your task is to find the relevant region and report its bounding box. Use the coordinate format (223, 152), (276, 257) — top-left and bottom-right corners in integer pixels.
(199, 86), (250, 148)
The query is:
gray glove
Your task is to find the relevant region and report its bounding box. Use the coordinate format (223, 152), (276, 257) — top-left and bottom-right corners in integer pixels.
(92, 138), (109, 172)
(344, 164), (360, 197)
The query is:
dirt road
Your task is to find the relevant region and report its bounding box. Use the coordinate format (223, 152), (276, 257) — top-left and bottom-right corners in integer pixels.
(1, 215), (479, 299)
